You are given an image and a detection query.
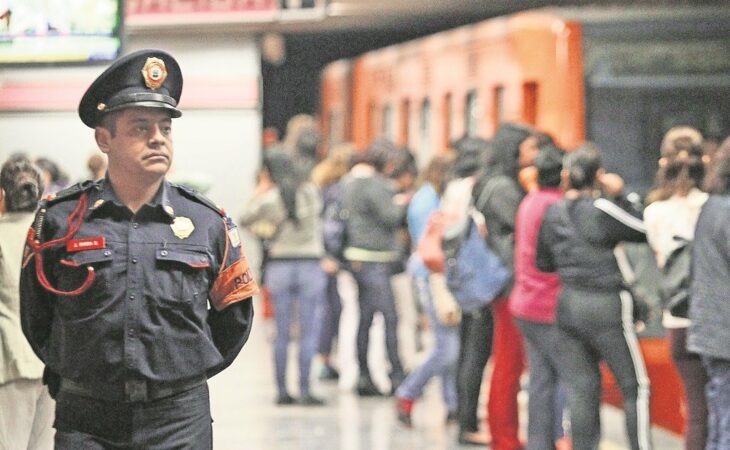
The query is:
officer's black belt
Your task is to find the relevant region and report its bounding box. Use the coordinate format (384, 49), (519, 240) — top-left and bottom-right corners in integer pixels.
(60, 375), (207, 403)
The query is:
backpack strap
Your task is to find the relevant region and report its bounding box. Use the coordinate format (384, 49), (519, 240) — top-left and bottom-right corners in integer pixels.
(474, 177), (499, 213)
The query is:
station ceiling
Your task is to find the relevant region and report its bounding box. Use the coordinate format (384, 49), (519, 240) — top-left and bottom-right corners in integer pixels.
(264, 0), (728, 34)
(128, 0), (728, 36)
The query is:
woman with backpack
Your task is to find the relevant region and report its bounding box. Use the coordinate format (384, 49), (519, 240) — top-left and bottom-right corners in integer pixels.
(442, 137), (495, 446)
(644, 127), (708, 450)
(536, 144), (652, 450)
(473, 122), (543, 450)
(239, 148), (327, 406)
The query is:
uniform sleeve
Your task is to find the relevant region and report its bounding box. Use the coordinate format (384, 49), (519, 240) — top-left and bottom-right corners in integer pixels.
(536, 207), (557, 273)
(206, 301), (253, 379)
(19, 210), (56, 363)
(209, 216), (260, 311)
(206, 215), (257, 378)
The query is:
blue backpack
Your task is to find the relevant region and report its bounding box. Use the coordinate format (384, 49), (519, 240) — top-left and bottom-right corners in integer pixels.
(444, 216), (510, 313)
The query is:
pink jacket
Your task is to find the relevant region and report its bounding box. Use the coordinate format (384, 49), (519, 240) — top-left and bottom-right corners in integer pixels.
(509, 188), (562, 323)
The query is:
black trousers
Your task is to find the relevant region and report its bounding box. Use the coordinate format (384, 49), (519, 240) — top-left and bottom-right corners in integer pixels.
(54, 383), (212, 450)
(556, 287), (652, 450)
(456, 304), (493, 433)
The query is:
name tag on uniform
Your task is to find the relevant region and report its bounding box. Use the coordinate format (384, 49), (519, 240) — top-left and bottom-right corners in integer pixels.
(67, 236), (106, 252)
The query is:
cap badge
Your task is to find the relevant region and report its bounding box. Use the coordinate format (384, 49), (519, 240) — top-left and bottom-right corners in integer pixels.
(171, 216), (195, 239)
(141, 57), (168, 90)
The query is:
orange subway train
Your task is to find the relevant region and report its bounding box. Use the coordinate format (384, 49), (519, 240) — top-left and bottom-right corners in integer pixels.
(320, 7), (730, 435)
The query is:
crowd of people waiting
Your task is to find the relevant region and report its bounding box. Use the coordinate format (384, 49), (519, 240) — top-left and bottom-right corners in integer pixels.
(239, 114), (730, 450)
(3, 116), (730, 450)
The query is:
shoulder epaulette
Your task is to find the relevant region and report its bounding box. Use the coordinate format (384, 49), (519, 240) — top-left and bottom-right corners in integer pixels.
(43, 180), (98, 207)
(172, 183), (226, 217)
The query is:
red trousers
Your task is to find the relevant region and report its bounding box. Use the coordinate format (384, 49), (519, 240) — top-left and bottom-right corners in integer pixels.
(488, 298), (525, 450)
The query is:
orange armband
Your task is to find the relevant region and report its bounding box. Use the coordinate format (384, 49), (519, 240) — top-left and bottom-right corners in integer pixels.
(210, 255), (259, 311)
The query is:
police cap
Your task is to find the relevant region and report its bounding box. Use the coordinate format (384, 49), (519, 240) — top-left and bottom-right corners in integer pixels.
(79, 49), (183, 128)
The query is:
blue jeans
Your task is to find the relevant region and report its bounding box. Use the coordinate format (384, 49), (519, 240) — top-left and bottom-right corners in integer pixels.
(54, 384), (212, 449)
(318, 272), (342, 357)
(265, 259), (326, 397)
(703, 356), (730, 450)
(396, 276), (459, 412)
(349, 261), (404, 378)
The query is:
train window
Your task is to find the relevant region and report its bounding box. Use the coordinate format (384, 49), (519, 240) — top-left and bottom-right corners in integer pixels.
(383, 103), (394, 141)
(465, 90), (478, 137)
(409, 102), (419, 150)
(367, 102), (375, 141)
(493, 86), (505, 129)
(420, 98), (432, 166)
(328, 110), (343, 146)
(523, 82), (538, 126)
(400, 99), (410, 146)
(443, 93), (452, 151)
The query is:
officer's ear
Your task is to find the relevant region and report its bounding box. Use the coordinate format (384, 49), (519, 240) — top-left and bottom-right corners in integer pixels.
(95, 127), (112, 155)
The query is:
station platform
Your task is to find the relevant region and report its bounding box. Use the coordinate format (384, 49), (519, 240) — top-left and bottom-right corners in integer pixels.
(209, 272), (684, 449)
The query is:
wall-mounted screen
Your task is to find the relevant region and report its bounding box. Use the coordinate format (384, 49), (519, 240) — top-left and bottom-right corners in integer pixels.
(0, 0), (122, 65)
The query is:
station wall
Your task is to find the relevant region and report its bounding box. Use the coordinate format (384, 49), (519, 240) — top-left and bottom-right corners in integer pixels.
(0, 33), (262, 220)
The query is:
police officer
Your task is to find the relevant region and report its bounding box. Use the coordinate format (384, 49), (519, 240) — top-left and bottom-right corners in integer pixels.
(20, 49), (258, 449)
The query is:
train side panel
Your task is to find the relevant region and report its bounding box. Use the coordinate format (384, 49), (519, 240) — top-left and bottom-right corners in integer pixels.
(320, 60), (353, 149)
(339, 12), (586, 157)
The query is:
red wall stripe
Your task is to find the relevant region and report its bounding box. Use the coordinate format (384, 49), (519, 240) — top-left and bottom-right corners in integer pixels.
(0, 78), (260, 111)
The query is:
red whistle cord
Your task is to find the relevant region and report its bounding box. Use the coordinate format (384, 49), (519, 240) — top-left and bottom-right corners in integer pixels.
(27, 194), (96, 296)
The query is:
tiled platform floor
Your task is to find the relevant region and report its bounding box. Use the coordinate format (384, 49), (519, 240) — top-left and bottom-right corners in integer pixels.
(209, 271), (684, 449)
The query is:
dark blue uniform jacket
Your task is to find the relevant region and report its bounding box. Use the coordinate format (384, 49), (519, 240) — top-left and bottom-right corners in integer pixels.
(20, 178), (257, 384)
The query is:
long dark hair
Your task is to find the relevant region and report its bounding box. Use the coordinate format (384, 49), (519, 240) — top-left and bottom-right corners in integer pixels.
(705, 136), (730, 195)
(1, 158), (43, 212)
(488, 122), (538, 180)
(416, 154), (453, 195)
(451, 136), (491, 179)
(262, 147), (303, 224)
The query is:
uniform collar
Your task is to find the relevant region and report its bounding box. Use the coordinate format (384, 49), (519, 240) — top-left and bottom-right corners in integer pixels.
(87, 177), (175, 221)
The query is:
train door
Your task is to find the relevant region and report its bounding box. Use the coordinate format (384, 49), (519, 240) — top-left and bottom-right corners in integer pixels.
(587, 85), (730, 196)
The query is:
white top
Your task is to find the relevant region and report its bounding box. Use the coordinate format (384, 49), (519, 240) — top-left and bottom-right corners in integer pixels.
(440, 176), (487, 239)
(644, 188), (708, 328)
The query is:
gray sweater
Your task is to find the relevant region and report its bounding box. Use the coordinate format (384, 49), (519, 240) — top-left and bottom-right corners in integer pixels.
(239, 183), (324, 260)
(341, 168), (406, 262)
